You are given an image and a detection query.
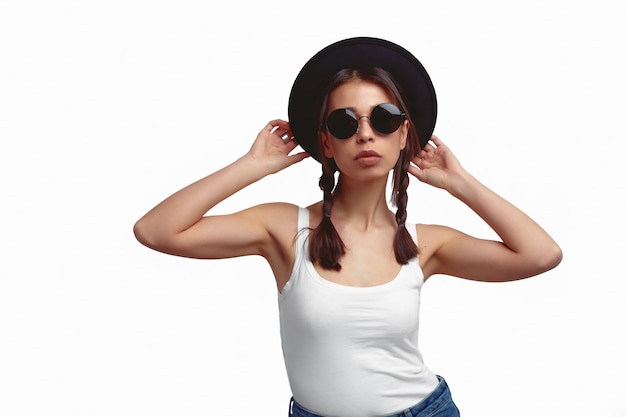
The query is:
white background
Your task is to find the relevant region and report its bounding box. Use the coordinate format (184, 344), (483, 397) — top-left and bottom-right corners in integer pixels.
(1, 1), (624, 416)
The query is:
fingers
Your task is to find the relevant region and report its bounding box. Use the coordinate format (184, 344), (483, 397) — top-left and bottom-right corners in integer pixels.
(268, 119), (296, 144)
(267, 119), (289, 132)
(288, 151), (311, 165)
(415, 146), (431, 163)
(411, 134), (441, 169)
(427, 135), (449, 151)
(261, 120), (308, 163)
(421, 136), (439, 152)
(407, 162), (427, 182)
(415, 135), (445, 161)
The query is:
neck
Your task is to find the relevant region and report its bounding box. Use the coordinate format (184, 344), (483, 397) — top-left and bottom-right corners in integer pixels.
(331, 174), (395, 230)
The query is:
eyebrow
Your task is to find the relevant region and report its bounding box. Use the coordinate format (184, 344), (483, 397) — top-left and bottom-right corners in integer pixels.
(328, 104), (381, 114)
(329, 106), (357, 112)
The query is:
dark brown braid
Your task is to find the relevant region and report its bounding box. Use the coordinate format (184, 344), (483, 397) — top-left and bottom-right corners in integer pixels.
(308, 154), (346, 271)
(392, 146), (419, 263)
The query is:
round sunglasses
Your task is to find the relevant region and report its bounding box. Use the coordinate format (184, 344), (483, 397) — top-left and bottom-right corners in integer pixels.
(324, 103), (406, 139)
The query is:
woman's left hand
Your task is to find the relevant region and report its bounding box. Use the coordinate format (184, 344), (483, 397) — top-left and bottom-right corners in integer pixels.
(410, 135), (563, 282)
(408, 135), (466, 191)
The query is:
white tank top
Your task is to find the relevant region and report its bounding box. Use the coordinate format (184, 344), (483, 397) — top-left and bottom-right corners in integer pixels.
(278, 207), (439, 417)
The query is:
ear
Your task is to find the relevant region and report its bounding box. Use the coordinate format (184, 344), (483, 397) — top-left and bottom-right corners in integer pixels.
(399, 119), (409, 150)
(321, 131), (335, 158)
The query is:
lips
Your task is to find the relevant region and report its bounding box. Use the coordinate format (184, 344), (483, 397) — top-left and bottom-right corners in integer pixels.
(354, 150), (382, 167)
(354, 150), (381, 160)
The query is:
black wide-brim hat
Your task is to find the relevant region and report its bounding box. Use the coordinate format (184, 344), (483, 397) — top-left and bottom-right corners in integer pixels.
(288, 37), (437, 162)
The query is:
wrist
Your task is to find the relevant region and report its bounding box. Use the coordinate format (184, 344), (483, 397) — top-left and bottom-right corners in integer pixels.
(447, 169), (480, 201)
(237, 152), (276, 179)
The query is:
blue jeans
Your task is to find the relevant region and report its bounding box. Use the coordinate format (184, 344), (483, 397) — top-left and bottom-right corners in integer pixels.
(288, 376), (460, 417)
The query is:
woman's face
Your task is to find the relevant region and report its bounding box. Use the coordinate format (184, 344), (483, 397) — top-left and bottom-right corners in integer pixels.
(321, 80), (409, 180)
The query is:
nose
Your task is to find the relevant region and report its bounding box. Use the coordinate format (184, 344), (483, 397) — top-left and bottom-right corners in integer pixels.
(356, 115), (374, 143)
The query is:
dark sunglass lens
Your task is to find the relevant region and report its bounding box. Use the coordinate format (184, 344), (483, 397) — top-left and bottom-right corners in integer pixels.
(370, 103), (404, 134)
(326, 109), (358, 139)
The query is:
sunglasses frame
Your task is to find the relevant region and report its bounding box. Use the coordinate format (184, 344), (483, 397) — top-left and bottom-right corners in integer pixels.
(324, 103), (406, 140)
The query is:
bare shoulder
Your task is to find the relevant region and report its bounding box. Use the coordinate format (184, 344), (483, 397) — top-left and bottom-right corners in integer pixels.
(415, 223), (457, 254)
(250, 201), (300, 219)
(415, 223), (462, 278)
(247, 202), (301, 243)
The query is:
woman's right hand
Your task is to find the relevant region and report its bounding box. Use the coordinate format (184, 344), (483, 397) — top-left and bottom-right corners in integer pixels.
(246, 119), (310, 174)
(134, 119), (309, 260)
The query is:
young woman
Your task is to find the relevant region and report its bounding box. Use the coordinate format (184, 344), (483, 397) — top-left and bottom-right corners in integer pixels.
(134, 38), (562, 417)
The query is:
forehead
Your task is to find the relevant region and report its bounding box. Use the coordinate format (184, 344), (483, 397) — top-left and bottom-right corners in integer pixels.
(328, 80), (394, 111)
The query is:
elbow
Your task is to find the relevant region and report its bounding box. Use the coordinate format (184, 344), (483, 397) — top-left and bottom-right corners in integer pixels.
(133, 218), (151, 247)
(133, 217), (183, 256)
(133, 217), (161, 251)
(551, 244), (564, 269)
(533, 242), (563, 275)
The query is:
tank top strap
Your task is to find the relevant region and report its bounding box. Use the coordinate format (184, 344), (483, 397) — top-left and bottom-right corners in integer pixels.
(297, 206), (310, 242)
(279, 207), (310, 298)
(294, 207), (310, 264)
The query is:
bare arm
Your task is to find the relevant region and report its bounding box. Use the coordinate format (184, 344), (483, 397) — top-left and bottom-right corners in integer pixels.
(133, 120), (309, 260)
(410, 136), (562, 282)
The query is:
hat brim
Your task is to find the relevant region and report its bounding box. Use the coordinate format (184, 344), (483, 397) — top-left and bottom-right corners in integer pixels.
(288, 37), (437, 162)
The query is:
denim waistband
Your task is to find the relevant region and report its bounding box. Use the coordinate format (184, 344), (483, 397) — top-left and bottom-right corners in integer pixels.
(288, 375), (459, 417)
